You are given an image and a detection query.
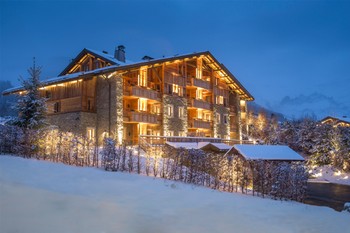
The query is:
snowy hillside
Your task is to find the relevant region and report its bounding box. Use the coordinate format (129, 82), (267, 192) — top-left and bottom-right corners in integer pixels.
(0, 156), (348, 233)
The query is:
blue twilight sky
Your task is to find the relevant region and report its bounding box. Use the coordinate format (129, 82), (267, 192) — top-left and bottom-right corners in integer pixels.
(1, 0), (349, 119)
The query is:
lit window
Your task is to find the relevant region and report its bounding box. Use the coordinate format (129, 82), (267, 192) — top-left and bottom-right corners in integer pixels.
(172, 84), (183, 97)
(167, 105), (174, 117)
(216, 95), (224, 105)
(178, 106), (185, 118)
(204, 113), (211, 121)
(138, 67), (148, 87)
(196, 89), (203, 100)
(197, 109), (203, 119)
(87, 127), (95, 140)
(138, 99), (147, 112)
(216, 113), (221, 123)
(196, 59), (202, 79)
(173, 84), (179, 93)
(152, 104), (161, 114)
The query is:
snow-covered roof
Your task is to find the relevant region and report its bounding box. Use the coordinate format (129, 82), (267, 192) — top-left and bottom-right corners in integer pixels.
(2, 65), (119, 95)
(166, 142), (199, 149)
(2, 49), (254, 100)
(233, 145), (304, 161)
(86, 48), (134, 65)
(165, 141), (232, 152)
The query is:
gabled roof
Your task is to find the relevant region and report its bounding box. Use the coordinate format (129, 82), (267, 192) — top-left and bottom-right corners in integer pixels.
(58, 48), (132, 76)
(3, 49), (254, 100)
(230, 145), (304, 161)
(165, 141), (232, 152)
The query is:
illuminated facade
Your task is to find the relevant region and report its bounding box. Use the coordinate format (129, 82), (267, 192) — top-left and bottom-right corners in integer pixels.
(4, 46), (254, 145)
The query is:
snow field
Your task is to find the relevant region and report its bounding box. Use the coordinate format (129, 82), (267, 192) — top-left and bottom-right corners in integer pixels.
(0, 155), (349, 233)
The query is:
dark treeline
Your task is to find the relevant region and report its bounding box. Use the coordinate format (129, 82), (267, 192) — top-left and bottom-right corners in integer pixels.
(247, 112), (350, 172)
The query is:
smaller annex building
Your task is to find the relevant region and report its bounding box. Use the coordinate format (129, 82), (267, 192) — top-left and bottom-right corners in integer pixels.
(227, 144), (305, 162)
(165, 141), (232, 153)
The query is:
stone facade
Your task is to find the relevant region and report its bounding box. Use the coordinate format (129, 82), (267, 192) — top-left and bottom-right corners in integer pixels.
(213, 104), (230, 138)
(163, 95), (188, 136)
(48, 111), (97, 137)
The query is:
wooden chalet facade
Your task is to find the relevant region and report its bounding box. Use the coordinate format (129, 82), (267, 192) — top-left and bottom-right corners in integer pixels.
(4, 45), (254, 145)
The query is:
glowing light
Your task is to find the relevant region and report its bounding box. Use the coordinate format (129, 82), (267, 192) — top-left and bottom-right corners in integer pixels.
(344, 176), (349, 180)
(334, 171), (342, 176)
(314, 172), (323, 178)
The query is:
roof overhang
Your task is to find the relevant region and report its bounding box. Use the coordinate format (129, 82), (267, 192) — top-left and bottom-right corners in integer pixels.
(3, 51), (254, 101)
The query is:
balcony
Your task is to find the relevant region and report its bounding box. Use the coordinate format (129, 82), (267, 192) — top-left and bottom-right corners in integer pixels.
(188, 98), (212, 110)
(124, 111), (160, 124)
(187, 77), (211, 90)
(125, 86), (160, 101)
(188, 119), (212, 129)
(214, 87), (229, 98)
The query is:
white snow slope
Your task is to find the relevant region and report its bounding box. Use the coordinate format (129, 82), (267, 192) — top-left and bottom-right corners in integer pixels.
(0, 155), (348, 233)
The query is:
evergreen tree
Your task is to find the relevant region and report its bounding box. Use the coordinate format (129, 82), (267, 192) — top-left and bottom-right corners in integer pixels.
(14, 59), (47, 130)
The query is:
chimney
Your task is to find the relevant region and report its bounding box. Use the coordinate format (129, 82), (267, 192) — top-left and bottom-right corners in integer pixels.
(114, 45), (125, 63)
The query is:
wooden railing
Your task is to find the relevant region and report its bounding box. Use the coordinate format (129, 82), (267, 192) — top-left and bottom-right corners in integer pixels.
(124, 86), (160, 101)
(47, 96), (82, 114)
(187, 77), (211, 90)
(188, 98), (212, 110)
(124, 111), (160, 124)
(213, 87), (229, 98)
(188, 119), (212, 129)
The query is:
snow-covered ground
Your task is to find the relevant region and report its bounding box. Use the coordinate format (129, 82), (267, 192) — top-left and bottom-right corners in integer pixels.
(308, 165), (350, 185)
(0, 155), (348, 233)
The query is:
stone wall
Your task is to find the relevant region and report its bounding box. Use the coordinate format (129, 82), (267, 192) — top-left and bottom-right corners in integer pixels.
(163, 95), (188, 136)
(213, 104), (230, 138)
(95, 73), (124, 145)
(48, 111), (97, 137)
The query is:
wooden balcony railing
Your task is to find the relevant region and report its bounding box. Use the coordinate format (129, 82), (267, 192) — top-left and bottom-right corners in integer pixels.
(124, 86), (160, 101)
(188, 98), (212, 110)
(187, 77), (211, 90)
(124, 111), (160, 124)
(214, 87), (229, 98)
(188, 119), (212, 129)
(47, 96), (82, 114)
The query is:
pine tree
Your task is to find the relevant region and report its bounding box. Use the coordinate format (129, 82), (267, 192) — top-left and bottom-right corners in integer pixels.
(14, 59), (47, 130)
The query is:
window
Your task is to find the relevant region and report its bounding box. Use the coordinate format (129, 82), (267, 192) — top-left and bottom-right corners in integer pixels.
(138, 67), (147, 87)
(54, 102), (60, 113)
(204, 112), (211, 121)
(173, 84), (179, 94)
(223, 114), (228, 124)
(172, 84), (183, 96)
(86, 127), (95, 140)
(216, 95), (224, 105)
(216, 113), (221, 123)
(167, 105), (174, 117)
(197, 109), (203, 119)
(178, 106), (185, 118)
(139, 99), (147, 112)
(152, 104), (161, 114)
(196, 89), (203, 100)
